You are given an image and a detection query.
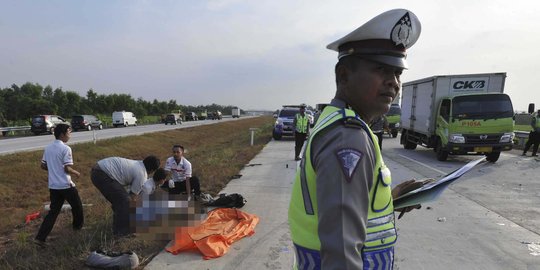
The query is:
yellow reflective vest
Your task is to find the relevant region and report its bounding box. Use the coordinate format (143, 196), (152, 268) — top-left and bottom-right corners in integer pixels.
(295, 113), (309, 133)
(288, 105), (396, 269)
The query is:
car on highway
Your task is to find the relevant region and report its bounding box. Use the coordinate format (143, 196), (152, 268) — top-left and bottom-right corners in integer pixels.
(164, 114), (182, 125)
(71, 115), (103, 131)
(31, 115), (70, 135)
(185, 112), (198, 121)
(272, 107), (300, 140)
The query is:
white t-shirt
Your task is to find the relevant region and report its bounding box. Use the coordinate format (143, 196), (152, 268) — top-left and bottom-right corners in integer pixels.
(164, 156), (192, 182)
(142, 178), (156, 195)
(42, 140), (75, 189)
(97, 157), (147, 195)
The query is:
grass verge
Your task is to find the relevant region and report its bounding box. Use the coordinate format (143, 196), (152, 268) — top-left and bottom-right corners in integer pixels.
(0, 116), (273, 269)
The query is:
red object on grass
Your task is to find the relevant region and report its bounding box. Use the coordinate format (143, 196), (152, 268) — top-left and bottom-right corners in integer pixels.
(25, 211), (41, 224)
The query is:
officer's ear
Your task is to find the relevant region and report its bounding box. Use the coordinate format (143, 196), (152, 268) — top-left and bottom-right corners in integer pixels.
(336, 64), (349, 85)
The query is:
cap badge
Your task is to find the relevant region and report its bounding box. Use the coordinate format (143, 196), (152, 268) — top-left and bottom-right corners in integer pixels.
(390, 12), (413, 47)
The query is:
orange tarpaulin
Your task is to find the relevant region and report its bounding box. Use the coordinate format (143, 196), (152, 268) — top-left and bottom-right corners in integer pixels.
(166, 208), (259, 260)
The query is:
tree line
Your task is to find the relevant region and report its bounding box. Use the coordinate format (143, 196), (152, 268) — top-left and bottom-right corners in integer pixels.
(0, 82), (239, 123)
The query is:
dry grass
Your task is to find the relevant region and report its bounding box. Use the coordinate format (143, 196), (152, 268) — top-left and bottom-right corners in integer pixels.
(0, 116), (273, 269)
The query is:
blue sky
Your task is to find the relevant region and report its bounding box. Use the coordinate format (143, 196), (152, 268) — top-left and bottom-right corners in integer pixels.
(1, 0), (539, 111)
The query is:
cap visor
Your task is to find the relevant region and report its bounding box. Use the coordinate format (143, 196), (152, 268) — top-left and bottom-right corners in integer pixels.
(358, 55), (408, 69)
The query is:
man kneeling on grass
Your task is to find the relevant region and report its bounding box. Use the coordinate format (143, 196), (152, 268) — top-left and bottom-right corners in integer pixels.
(161, 145), (201, 201)
(91, 155), (160, 237)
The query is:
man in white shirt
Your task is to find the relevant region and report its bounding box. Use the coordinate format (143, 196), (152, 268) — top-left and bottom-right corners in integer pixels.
(91, 155), (160, 237)
(35, 124), (83, 246)
(142, 168), (167, 195)
(162, 145), (200, 200)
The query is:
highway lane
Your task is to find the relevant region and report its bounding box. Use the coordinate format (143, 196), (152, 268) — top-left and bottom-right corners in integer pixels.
(0, 117), (246, 155)
(381, 136), (540, 269)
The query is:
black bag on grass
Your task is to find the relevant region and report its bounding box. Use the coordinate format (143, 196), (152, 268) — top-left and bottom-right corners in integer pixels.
(205, 193), (246, 208)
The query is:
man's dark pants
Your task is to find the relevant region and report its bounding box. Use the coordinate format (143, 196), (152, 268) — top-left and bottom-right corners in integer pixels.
(524, 131), (540, 155)
(161, 176), (201, 196)
(295, 132), (307, 159)
(91, 166), (131, 236)
(374, 131), (384, 150)
(36, 187), (84, 242)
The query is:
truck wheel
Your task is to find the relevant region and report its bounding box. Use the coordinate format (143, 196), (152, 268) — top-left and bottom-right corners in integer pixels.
(486, 151), (501, 163)
(391, 130), (398, 138)
(87, 125), (92, 131)
(402, 132), (417, 150)
(436, 140), (449, 161)
(124, 122), (128, 127)
(98, 124), (103, 130)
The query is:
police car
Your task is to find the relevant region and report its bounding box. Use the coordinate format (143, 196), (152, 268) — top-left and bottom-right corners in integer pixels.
(272, 107), (300, 140)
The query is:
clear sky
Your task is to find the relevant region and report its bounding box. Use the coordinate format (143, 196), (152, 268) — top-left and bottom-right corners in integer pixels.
(1, 0), (538, 111)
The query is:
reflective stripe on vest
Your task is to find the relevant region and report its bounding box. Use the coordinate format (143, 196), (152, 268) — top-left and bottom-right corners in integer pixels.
(296, 114), (309, 133)
(288, 105), (396, 269)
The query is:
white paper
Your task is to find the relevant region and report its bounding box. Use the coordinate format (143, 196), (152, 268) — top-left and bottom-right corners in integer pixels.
(393, 157), (486, 209)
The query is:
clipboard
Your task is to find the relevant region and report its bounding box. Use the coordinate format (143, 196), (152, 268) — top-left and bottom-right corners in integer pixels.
(393, 157), (486, 209)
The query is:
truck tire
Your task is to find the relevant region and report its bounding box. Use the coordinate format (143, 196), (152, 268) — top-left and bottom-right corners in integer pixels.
(98, 124), (103, 130)
(87, 125), (92, 131)
(436, 140), (449, 161)
(486, 151), (501, 163)
(402, 132), (417, 150)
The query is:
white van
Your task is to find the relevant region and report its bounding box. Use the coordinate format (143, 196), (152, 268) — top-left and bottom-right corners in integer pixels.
(112, 111), (138, 127)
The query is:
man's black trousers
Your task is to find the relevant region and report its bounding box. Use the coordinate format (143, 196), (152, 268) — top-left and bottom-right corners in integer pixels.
(36, 187), (84, 242)
(295, 132), (307, 159)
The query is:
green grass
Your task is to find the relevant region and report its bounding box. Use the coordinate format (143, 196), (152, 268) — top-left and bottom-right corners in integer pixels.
(0, 116), (274, 269)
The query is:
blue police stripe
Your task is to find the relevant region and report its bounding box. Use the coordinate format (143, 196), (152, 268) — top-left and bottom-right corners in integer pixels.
(294, 244), (321, 270)
(362, 246), (394, 270)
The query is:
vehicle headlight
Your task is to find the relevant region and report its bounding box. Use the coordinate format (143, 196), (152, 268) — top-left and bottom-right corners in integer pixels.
(499, 132), (514, 143)
(449, 134), (465, 143)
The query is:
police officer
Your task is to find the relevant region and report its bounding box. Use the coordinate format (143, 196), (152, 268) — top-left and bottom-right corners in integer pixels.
(523, 109), (540, 156)
(288, 9), (426, 269)
(293, 104), (310, 161)
(370, 114), (389, 150)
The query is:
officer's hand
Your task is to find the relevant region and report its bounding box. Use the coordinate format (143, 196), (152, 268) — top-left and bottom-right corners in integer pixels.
(391, 179), (424, 199)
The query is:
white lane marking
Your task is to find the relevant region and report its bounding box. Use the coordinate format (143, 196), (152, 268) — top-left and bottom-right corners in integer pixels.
(397, 154), (447, 175)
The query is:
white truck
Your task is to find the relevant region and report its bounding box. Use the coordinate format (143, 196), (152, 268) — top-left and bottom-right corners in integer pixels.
(232, 108), (241, 118)
(112, 111), (138, 127)
(400, 72), (514, 162)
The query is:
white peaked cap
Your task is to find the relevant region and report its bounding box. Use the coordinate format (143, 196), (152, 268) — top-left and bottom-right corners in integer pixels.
(326, 9), (421, 69)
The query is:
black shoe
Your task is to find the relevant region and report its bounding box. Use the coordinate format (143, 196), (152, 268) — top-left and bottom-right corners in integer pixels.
(295, 157), (301, 161)
(522, 153), (527, 156)
(33, 239), (48, 248)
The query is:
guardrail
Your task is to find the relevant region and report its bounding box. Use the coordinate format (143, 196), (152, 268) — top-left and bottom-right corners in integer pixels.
(0, 126), (31, 135)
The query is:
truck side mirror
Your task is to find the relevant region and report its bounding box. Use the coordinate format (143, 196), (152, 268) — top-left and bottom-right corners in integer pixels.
(528, 103), (535, 114)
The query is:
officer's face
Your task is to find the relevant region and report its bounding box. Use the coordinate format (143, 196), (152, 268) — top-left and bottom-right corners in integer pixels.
(342, 58), (402, 121)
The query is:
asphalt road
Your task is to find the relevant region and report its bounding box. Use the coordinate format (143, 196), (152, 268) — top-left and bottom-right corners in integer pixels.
(147, 135), (540, 269)
(0, 117), (244, 156)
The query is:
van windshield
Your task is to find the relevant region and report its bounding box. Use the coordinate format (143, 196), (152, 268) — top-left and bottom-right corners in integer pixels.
(452, 94), (513, 119)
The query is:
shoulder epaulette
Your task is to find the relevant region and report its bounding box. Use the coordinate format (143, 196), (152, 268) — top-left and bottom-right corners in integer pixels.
(342, 117), (364, 129)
